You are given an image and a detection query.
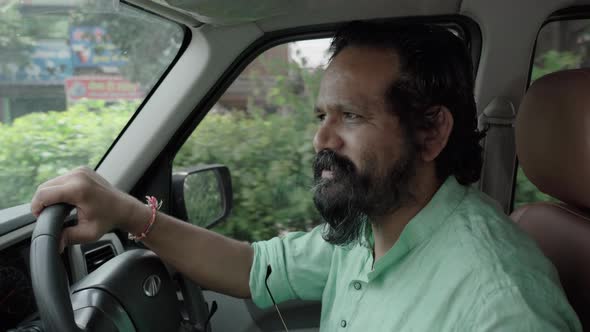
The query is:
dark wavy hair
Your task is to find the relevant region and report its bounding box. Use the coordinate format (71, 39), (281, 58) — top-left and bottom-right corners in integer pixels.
(329, 21), (485, 185)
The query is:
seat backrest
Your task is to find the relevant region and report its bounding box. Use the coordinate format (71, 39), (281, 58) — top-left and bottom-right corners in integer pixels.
(512, 203), (590, 329)
(511, 69), (590, 330)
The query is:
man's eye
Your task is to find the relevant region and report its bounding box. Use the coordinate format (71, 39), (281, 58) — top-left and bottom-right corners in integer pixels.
(343, 112), (360, 120)
(316, 114), (326, 122)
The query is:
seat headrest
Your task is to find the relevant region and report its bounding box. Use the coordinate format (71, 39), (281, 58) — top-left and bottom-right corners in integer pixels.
(516, 69), (590, 209)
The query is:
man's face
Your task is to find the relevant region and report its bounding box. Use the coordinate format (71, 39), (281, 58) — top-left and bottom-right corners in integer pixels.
(312, 46), (417, 245)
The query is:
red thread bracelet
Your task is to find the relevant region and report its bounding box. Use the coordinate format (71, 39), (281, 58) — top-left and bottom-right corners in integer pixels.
(128, 196), (162, 241)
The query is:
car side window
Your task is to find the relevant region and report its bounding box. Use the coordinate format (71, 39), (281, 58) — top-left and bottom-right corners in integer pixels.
(513, 19), (590, 208)
(173, 39), (331, 242)
(0, 3), (183, 211)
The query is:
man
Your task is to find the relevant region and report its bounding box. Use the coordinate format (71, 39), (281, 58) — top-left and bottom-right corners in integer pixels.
(32, 22), (581, 331)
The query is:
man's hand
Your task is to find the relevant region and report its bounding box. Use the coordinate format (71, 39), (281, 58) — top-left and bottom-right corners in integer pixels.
(31, 166), (146, 251)
(31, 166), (254, 298)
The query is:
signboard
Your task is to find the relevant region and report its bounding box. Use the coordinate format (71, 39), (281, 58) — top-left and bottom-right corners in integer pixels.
(0, 40), (73, 83)
(70, 26), (128, 68)
(0, 25), (128, 85)
(64, 76), (143, 102)
(18, 0), (86, 6)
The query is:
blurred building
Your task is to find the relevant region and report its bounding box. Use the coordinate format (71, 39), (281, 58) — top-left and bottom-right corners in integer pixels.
(0, 0), (290, 123)
(215, 44), (289, 111)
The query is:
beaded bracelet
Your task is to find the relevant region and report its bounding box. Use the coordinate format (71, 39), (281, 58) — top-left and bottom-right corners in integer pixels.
(128, 196), (162, 241)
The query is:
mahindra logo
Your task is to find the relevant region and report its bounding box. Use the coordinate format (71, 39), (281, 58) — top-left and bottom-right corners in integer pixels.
(143, 275), (162, 297)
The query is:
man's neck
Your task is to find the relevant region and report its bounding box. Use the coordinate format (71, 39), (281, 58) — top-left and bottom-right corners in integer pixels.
(371, 170), (442, 263)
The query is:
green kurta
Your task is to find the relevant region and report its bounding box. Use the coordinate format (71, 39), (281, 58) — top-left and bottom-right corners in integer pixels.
(250, 177), (581, 331)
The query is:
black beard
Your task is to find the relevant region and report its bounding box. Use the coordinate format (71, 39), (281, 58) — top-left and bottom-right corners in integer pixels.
(312, 145), (416, 247)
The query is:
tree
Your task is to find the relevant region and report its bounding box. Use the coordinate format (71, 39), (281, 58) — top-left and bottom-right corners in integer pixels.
(69, 7), (183, 88)
(0, 3), (35, 76)
(0, 2), (183, 88)
(174, 53), (325, 242)
(531, 50), (581, 82)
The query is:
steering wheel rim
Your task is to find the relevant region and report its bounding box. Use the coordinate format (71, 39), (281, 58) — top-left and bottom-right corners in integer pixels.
(30, 203), (84, 332)
(30, 204), (207, 332)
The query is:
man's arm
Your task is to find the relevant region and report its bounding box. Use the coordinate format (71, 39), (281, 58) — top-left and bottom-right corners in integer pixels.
(31, 167), (253, 298)
(135, 210), (253, 298)
(249, 226), (334, 308)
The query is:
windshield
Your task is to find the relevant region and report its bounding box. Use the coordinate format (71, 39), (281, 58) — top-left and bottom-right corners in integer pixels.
(0, 1), (184, 209)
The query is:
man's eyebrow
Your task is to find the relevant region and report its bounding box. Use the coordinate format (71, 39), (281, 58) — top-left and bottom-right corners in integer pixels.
(314, 103), (366, 114)
(340, 103), (365, 113)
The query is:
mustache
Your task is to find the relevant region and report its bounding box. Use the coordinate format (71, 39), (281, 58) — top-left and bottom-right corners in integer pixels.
(313, 150), (356, 179)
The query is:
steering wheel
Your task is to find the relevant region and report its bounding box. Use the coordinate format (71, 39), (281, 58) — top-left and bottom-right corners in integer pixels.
(30, 204), (207, 332)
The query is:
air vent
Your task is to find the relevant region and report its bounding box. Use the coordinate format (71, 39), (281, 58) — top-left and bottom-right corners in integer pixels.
(84, 243), (115, 273)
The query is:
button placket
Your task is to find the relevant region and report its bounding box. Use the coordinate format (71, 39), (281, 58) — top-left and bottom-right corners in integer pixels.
(340, 280), (367, 329)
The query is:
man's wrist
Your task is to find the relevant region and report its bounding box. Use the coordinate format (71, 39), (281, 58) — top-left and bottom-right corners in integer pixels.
(121, 196), (152, 235)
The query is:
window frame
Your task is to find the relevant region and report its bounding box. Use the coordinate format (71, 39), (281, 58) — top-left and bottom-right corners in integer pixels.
(140, 16), (482, 239)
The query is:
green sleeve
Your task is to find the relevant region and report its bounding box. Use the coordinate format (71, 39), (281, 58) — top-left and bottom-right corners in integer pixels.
(249, 225), (335, 309)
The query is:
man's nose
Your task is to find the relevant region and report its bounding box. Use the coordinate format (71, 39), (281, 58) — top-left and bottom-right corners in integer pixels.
(313, 121), (344, 153)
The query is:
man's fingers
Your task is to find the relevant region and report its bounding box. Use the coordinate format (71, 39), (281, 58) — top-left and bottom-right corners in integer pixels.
(32, 169), (86, 215)
(31, 183), (80, 217)
(60, 222), (102, 251)
(35, 172), (71, 192)
(36, 166), (97, 191)
(31, 166), (110, 252)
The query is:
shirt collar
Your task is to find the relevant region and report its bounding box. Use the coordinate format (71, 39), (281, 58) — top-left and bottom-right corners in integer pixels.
(367, 176), (467, 280)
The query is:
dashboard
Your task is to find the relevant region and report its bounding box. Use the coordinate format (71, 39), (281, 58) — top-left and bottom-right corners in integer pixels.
(0, 233), (125, 331)
(0, 240), (36, 331)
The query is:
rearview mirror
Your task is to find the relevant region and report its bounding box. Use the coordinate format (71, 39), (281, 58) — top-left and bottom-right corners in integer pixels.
(172, 165), (233, 229)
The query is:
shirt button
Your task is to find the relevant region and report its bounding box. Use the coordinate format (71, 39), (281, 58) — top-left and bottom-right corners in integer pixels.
(353, 282), (362, 290)
(341, 320), (347, 328)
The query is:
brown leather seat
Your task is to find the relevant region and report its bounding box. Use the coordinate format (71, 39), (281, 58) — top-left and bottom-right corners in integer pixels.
(511, 69), (590, 330)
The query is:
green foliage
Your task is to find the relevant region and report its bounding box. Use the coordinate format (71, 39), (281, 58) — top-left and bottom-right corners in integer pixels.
(0, 1), (182, 210)
(174, 59), (324, 242)
(174, 108), (321, 242)
(0, 100), (136, 209)
(0, 4), (35, 71)
(531, 50), (581, 82)
(1, 43), (575, 241)
(0, 2), (71, 72)
(183, 170), (225, 228)
(70, 8), (184, 88)
(0, 50), (324, 242)
(513, 167), (557, 208)
(0, 3), (182, 88)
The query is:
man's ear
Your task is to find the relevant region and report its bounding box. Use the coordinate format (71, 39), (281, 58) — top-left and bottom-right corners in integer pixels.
(417, 106), (454, 162)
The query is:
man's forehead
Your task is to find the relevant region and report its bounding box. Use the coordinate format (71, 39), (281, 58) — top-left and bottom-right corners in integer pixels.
(316, 74), (370, 110)
(316, 47), (399, 111)
(315, 98), (368, 114)
(315, 83), (382, 115)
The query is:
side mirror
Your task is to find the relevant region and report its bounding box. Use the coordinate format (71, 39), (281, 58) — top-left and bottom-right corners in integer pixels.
(172, 165), (233, 229)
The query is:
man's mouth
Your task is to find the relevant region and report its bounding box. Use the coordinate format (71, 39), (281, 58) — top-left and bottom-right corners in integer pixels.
(321, 169), (334, 179)
(313, 150), (356, 182)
